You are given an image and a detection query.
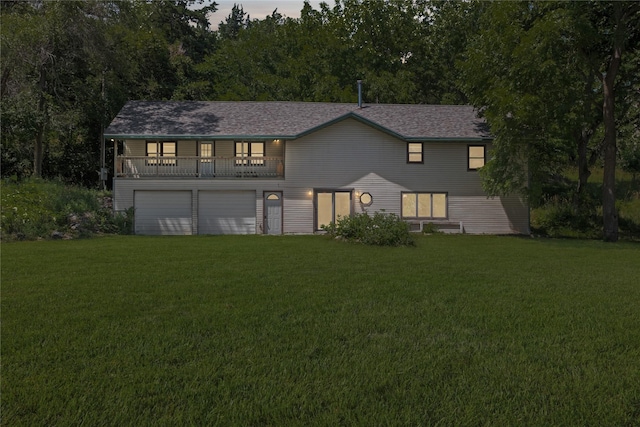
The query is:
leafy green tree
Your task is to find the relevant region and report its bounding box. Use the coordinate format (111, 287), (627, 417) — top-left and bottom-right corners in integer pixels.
(459, 1), (639, 241)
(581, 2), (640, 241)
(218, 3), (249, 40)
(1, 0), (218, 184)
(1, 1), (112, 181)
(420, 1), (483, 104)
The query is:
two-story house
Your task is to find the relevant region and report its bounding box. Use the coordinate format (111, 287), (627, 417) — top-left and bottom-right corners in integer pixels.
(104, 101), (529, 235)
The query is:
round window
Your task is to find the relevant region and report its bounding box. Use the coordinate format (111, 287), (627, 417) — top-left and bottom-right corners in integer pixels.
(359, 192), (373, 206)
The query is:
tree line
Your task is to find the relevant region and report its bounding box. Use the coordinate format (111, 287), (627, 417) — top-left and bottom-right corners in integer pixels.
(1, 0), (638, 241)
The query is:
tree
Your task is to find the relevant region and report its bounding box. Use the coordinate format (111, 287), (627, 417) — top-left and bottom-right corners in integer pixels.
(412, 1), (483, 104)
(218, 3), (248, 40)
(1, 0), (218, 185)
(580, 2), (640, 242)
(1, 1), (112, 180)
(458, 1), (640, 241)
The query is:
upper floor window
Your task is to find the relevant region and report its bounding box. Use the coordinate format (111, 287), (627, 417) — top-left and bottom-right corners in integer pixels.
(235, 142), (265, 166)
(401, 192), (447, 219)
(146, 141), (176, 166)
(468, 145), (486, 170)
(407, 143), (423, 163)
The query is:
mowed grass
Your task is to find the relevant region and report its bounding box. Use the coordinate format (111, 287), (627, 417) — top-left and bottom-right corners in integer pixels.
(2, 235), (640, 426)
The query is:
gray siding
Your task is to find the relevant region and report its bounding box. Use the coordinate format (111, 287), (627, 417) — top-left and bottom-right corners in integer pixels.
(115, 178), (284, 234)
(449, 195), (529, 234)
(125, 139), (144, 156)
(285, 119), (487, 195)
(282, 118), (527, 234)
(180, 141), (197, 156)
(215, 141), (234, 157)
(115, 118), (529, 235)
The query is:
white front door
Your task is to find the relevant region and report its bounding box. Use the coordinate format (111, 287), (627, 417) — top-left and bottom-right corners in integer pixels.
(264, 192), (282, 235)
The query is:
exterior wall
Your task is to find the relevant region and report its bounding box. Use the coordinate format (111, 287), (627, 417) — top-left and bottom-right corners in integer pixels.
(215, 141), (233, 157)
(114, 178), (286, 234)
(114, 118), (529, 235)
(281, 118), (528, 234)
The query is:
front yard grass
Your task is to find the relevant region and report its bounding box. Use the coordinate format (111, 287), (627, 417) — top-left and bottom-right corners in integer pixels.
(2, 235), (640, 425)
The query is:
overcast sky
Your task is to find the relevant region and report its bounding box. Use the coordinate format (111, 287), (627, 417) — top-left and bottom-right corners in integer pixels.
(209, 0), (324, 27)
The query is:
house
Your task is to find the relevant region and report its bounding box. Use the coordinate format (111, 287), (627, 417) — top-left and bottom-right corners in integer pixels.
(104, 100), (529, 235)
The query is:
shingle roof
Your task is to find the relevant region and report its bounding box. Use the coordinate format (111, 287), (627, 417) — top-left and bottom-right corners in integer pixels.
(104, 101), (491, 141)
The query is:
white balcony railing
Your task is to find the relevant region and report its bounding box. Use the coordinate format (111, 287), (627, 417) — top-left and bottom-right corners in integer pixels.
(116, 156), (284, 178)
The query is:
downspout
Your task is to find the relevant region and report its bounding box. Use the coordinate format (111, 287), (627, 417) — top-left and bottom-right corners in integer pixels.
(357, 80), (363, 108)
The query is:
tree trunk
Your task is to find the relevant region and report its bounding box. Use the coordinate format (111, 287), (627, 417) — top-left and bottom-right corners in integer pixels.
(0, 67), (10, 99)
(575, 129), (591, 200)
(602, 75), (618, 242)
(33, 65), (46, 178)
(601, 6), (624, 243)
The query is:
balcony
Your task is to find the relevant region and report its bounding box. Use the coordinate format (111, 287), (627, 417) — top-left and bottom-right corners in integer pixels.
(116, 156), (284, 178)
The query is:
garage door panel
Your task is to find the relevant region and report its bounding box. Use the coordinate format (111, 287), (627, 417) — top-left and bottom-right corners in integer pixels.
(198, 191), (256, 235)
(135, 191), (192, 235)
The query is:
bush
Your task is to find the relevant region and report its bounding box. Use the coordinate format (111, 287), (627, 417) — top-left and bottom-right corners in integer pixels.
(421, 222), (442, 234)
(322, 211), (415, 246)
(1, 178), (133, 241)
(531, 198), (601, 238)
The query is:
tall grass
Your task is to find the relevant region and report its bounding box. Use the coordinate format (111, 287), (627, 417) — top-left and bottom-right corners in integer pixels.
(3, 235), (639, 426)
(532, 167), (640, 240)
(0, 178), (132, 240)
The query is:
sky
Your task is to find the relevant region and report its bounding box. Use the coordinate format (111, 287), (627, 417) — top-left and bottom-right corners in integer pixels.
(209, 0), (324, 27)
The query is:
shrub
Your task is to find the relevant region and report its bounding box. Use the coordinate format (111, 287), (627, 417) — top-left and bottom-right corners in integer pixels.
(531, 198), (601, 238)
(322, 211), (415, 246)
(421, 222), (442, 234)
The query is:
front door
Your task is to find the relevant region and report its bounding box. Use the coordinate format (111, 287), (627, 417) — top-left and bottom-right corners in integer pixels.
(264, 192), (282, 235)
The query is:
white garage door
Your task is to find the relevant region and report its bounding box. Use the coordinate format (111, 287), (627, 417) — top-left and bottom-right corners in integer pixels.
(134, 191), (192, 235)
(198, 191), (256, 234)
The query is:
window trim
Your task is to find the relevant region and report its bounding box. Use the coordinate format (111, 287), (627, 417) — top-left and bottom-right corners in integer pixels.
(407, 142), (424, 164)
(401, 192), (448, 220)
(146, 141), (177, 166)
(468, 144), (486, 171)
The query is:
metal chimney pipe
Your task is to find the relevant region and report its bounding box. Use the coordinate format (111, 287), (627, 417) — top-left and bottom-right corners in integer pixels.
(357, 80), (362, 108)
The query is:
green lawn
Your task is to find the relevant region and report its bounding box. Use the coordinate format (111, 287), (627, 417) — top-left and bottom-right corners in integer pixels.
(2, 235), (640, 426)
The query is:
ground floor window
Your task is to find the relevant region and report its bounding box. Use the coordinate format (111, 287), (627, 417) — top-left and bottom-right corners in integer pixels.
(401, 192), (447, 219)
(316, 190), (351, 230)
